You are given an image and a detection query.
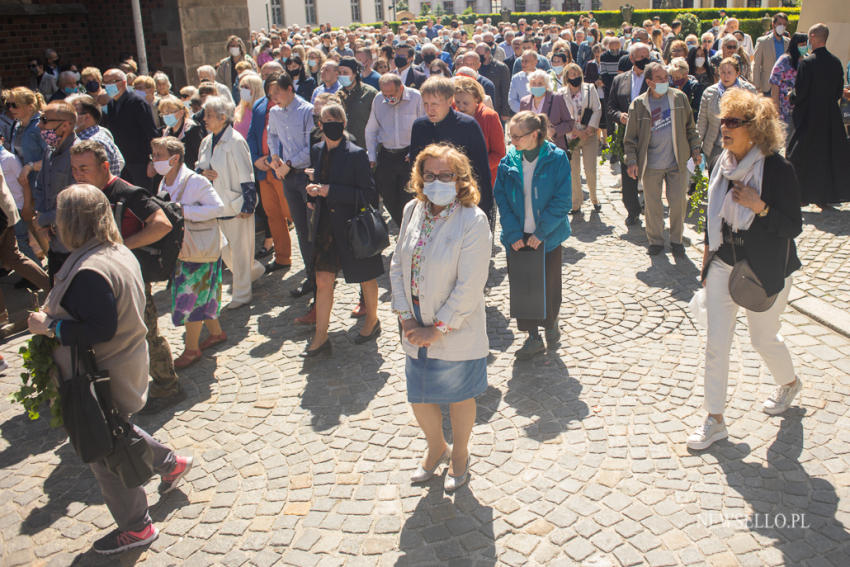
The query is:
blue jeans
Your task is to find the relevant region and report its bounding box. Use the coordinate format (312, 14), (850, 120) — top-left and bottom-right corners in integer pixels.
(14, 216), (38, 263)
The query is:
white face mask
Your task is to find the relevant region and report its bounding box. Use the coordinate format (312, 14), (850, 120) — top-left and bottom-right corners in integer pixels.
(423, 180), (457, 206)
(695, 56), (706, 67)
(153, 158), (173, 176)
(230, 46), (241, 57)
(774, 25), (785, 35)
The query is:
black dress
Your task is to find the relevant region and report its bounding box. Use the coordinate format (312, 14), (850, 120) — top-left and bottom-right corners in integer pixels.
(308, 138), (384, 283)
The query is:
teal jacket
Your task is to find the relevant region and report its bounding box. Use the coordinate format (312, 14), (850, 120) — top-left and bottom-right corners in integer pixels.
(493, 141), (572, 253)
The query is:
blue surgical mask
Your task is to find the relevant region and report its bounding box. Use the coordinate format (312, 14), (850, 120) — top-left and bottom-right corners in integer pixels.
(338, 74), (353, 88)
(654, 82), (669, 95)
(798, 43), (809, 56)
(101, 104), (109, 115)
(163, 113), (179, 128)
(63, 86), (76, 95)
(423, 180), (457, 206)
(530, 86), (547, 97)
(104, 83), (120, 98)
(552, 65), (564, 75)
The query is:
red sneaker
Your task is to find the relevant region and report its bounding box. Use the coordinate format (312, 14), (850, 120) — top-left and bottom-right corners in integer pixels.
(295, 304), (316, 325)
(93, 523), (158, 555)
(158, 455), (194, 494)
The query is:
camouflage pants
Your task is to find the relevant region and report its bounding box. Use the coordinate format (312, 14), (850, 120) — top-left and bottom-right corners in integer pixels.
(145, 283), (179, 397)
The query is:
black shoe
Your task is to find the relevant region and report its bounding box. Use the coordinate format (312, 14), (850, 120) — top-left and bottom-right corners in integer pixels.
(671, 243), (686, 258)
(569, 209), (581, 215)
(515, 335), (545, 360)
(593, 204), (602, 213)
(544, 325), (561, 346)
(300, 339), (332, 358)
(353, 321), (381, 344)
(290, 280), (316, 298)
(625, 214), (640, 226)
(255, 245), (274, 259)
(265, 260), (291, 273)
(648, 244), (664, 256)
(138, 387), (187, 415)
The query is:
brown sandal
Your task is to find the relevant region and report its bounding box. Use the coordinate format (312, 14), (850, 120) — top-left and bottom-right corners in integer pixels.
(199, 333), (227, 351)
(174, 349), (202, 369)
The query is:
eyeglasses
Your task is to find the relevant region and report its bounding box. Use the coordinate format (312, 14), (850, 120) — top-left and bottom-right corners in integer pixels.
(720, 117), (751, 129)
(509, 130), (533, 141)
(7, 102), (18, 109)
(422, 171), (456, 182)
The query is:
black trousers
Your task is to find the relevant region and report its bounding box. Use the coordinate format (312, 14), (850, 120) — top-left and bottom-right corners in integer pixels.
(282, 171), (314, 282)
(375, 148), (413, 228)
(515, 244), (562, 332)
(621, 170), (641, 218)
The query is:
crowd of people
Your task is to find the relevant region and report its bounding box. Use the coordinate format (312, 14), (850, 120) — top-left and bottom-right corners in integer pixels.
(0, 9), (848, 556)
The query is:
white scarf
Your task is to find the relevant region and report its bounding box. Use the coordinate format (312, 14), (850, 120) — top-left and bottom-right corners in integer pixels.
(707, 145), (766, 252)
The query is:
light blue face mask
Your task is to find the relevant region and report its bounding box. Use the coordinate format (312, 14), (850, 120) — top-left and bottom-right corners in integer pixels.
(127, 85), (135, 94)
(530, 86), (547, 97)
(798, 43), (809, 56)
(338, 74), (353, 88)
(163, 113), (179, 128)
(551, 65), (564, 75)
(101, 105), (109, 115)
(63, 86), (76, 95)
(654, 82), (669, 95)
(104, 83), (120, 98)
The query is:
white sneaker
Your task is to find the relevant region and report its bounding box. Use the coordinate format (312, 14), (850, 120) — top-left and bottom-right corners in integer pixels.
(687, 416), (728, 450)
(763, 378), (803, 415)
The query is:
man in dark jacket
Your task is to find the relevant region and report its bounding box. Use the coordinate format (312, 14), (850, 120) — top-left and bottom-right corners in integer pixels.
(102, 68), (160, 192)
(477, 43), (511, 122)
(395, 45), (426, 90)
(787, 23), (850, 208)
(607, 44), (650, 226)
(409, 77), (493, 223)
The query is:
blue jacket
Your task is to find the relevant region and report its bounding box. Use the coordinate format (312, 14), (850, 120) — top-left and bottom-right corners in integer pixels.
(493, 141), (571, 253)
(247, 96), (270, 182)
(11, 114), (47, 186)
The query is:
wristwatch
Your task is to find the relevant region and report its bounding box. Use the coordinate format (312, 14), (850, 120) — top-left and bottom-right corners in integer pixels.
(45, 317), (57, 339)
(758, 204), (770, 218)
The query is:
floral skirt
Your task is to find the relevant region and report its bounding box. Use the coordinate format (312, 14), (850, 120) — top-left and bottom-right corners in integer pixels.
(171, 258), (222, 326)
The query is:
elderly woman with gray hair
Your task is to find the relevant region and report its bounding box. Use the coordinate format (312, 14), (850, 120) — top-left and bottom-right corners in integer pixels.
(196, 96), (265, 310)
(27, 184), (192, 555)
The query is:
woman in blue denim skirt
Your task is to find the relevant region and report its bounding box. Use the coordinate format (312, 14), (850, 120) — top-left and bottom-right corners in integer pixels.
(389, 143), (491, 493)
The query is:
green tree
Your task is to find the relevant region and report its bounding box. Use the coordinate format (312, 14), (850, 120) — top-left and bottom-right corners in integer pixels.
(396, 0), (409, 12)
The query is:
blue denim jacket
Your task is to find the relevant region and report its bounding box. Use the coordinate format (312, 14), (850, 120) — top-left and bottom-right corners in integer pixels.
(11, 114), (47, 186)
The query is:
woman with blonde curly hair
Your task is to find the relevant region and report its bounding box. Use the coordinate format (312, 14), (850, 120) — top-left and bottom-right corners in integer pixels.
(688, 88), (803, 451)
(389, 143), (491, 493)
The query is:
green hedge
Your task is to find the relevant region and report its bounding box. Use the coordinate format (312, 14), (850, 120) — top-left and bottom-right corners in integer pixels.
(363, 7), (800, 33)
(698, 17), (799, 39)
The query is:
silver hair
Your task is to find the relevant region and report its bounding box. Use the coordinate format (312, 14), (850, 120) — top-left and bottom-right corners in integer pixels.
(57, 184), (122, 250)
(379, 73), (402, 88)
(420, 43), (438, 55)
(197, 65), (216, 79)
(668, 57), (689, 76)
(527, 69), (553, 91)
(203, 95), (235, 121)
(153, 72), (171, 88)
(628, 42), (650, 56)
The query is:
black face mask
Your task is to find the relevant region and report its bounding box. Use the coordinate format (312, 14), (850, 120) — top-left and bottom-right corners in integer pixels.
(85, 80), (100, 93)
(485, 41), (494, 47)
(568, 76), (582, 87)
(479, 53), (487, 65)
(394, 55), (408, 69)
(423, 53), (436, 64)
(633, 57), (650, 70)
(322, 121), (344, 141)
(288, 67), (301, 77)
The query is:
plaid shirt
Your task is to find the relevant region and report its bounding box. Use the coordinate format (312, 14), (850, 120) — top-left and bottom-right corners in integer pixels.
(78, 125), (125, 176)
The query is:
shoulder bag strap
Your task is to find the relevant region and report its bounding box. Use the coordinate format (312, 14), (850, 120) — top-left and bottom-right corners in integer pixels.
(172, 174), (193, 204)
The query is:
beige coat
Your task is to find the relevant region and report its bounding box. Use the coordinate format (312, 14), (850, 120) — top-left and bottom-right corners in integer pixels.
(45, 240), (150, 416)
(390, 200), (491, 362)
(623, 88), (701, 179)
(697, 79), (758, 158)
(196, 125), (255, 217)
(752, 33), (790, 93)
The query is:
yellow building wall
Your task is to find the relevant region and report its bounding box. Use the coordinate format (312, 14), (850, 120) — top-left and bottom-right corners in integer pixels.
(799, 0), (850, 71)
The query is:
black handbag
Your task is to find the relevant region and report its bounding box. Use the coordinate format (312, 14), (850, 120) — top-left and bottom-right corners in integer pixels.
(103, 419), (154, 488)
(346, 189), (389, 259)
(60, 346), (114, 463)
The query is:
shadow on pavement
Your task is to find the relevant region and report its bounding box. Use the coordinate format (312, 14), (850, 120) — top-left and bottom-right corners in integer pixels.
(397, 484), (496, 565)
(504, 355), (589, 442)
(0, 409), (66, 468)
(706, 409), (849, 565)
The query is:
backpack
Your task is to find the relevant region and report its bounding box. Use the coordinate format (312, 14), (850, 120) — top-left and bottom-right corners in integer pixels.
(114, 192), (184, 282)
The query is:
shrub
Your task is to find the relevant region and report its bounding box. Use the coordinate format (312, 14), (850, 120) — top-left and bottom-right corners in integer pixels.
(676, 12), (700, 39)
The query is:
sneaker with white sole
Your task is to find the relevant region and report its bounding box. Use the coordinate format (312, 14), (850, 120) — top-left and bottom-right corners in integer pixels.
(93, 523), (158, 555)
(687, 416), (728, 450)
(158, 455), (193, 494)
(763, 378), (802, 416)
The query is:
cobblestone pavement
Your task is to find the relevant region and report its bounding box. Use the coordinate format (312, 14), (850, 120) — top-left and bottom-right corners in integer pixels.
(1, 164), (849, 566)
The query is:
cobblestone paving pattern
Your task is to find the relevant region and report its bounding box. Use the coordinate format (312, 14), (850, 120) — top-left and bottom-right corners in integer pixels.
(1, 166), (849, 566)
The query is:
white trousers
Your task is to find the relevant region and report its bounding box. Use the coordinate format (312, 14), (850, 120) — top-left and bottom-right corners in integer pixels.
(219, 215), (265, 305)
(703, 259), (796, 414)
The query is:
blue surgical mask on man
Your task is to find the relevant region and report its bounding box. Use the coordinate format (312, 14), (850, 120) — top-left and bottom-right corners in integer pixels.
(104, 83), (120, 98)
(338, 75), (353, 88)
(654, 82), (669, 96)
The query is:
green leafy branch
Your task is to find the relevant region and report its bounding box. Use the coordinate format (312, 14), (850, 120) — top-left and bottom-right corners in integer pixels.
(600, 125), (624, 165)
(10, 334), (62, 427)
(688, 164), (710, 233)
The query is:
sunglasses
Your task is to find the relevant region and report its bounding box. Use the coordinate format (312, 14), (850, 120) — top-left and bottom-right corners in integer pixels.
(720, 117), (751, 129)
(8, 102), (18, 109)
(39, 116), (68, 125)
